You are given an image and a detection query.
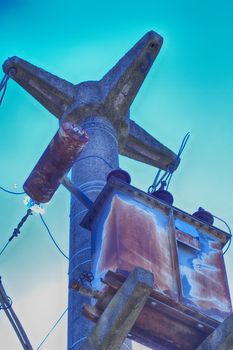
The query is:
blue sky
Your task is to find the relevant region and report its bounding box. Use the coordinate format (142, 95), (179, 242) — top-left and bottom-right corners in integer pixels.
(0, 1), (233, 349)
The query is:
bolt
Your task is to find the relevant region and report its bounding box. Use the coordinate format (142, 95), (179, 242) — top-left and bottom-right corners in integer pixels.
(197, 323), (204, 329)
(8, 67), (17, 78)
(151, 301), (157, 307)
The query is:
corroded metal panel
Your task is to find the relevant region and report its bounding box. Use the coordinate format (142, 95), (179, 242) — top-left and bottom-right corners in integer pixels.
(83, 271), (220, 350)
(177, 224), (232, 321)
(92, 193), (179, 299)
(81, 177), (232, 344)
(24, 121), (88, 203)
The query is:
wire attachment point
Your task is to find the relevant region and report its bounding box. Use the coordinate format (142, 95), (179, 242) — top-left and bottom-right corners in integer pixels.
(24, 195), (45, 215)
(148, 132), (190, 193)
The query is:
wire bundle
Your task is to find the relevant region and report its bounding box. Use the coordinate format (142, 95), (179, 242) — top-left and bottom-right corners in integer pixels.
(148, 132), (190, 193)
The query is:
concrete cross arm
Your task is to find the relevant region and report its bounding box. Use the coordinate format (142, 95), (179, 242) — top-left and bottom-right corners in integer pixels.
(3, 56), (76, 118)
(122, 120), (178, 170)
(2, 31), (179, 171)
(100, 31), (163, 122)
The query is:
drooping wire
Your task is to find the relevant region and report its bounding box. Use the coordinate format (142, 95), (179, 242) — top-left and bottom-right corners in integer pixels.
(166, 132), (190, 190)
(148, 168), (169, 194)
(213, 215), (232, 255)
(0, 209), (33, 257)
(0, 278), (13, 310)
(36, 307), (68, 350)
(39, 214), (69, 260)
(0, 241), (10, 256)
(0, 186), (25, 195)
(0, 295), (12, 310)
(0, 184), (68, 259)
(223, 236), (232, 256)
(148, 132), (190, 193)
(0, 74), (8, 87)
(0, 74), (10, 105)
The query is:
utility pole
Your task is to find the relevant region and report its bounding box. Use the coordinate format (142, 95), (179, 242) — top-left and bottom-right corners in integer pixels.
(3, 30), (178, 350)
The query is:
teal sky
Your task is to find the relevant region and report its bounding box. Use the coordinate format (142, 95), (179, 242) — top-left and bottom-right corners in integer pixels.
(0, 1), (233, 349)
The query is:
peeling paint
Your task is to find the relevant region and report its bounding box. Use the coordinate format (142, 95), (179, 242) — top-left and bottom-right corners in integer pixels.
(82, 179), (232, 349)
(93, 194), (179, 299)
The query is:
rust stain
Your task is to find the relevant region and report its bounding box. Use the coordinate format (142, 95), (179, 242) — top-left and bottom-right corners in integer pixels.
(179, 238), (232, 320)
(91, 187), (232, 324)
(23, 121), (88, 203)
(85, 271), (216, 350)
(135, 304), (207, 350)
(176, 229), (200, 250)
(96, 195), (178, 299)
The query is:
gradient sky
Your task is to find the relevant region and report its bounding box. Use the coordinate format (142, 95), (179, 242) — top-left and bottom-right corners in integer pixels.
(0, 0), (233, 349)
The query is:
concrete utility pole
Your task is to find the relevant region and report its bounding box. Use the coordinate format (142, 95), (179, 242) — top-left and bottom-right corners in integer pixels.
(3, 31), (178, 350)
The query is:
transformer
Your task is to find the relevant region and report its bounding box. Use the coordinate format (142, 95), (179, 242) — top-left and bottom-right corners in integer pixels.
(81, 177), (232, 350)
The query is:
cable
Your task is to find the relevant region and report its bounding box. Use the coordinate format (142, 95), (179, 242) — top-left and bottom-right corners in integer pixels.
(148, 132), (190, 193)
(39, 214), (69, 260)
(36, 308), (68, 350)
(166, 132), (190, 190)
(0, 184), (68, 259)
(0, 279), (13, 310)
(213, 215), (232, 255)
(0, 74), (8, 87)
(223, 236), (232, 255)
(0, 209), (32, 257)
(0, 83), (8, 105)
(0, 296), (12, 310)
(0, 74), (9, 105)
(0, 186), (25, 195)
(0, 241), (10, 256)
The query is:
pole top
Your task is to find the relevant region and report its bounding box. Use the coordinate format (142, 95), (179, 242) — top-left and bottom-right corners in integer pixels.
(3, 31), (179, 171)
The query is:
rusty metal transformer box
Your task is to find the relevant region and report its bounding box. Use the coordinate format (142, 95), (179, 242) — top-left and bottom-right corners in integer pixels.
(82, 177), (232, 349)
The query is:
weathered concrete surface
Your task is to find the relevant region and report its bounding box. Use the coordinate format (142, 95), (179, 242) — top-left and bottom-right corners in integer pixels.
(2, 31), (179, 350)
(68, 116), (120, 350)
(3, 31), (178, 171)
(79, 267), (154, 350)
(196, 313), (233, 350)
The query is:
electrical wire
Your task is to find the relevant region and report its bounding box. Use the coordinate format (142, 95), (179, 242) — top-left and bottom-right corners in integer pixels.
(0, 186), (25, 195)
(166, 132), (190, 190)
(213, 215), (232, 255)
(0, 74), (9, 105)
(148, 132), (190, 193)
(39, 214), (69, 260)
(0, 241), (10, 256)
(0, 185), (68, 259)
(0, 278), (13, 310)
(36, 308), (68, 350)
(223, 236), (232, 256)
(0, 209), (32, 257)
(0, 74), (8, 87)
(0, 296), (12, 310)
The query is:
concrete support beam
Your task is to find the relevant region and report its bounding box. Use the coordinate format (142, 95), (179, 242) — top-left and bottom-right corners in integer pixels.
(79, 267), (154, 350)
(196, 313), (233, 350)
